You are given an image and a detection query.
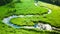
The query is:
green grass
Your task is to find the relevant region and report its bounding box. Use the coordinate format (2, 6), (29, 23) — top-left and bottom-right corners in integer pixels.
(0, 1), (15, 19)
(0, 0), (60, 34)
(14, 0), (48, 15)
(10, 17), (35, 26)
(0, 0), (48, 19)
(10, 15), (45, 26)
(0, 20), (60, 34)
(10, 0), (60, 28)
(37, 1), (60, 28)
(10, 1), (60, 27)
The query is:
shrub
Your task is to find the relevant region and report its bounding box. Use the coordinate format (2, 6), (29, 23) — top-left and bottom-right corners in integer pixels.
(0, 0), (13, 6)
(39, 0), (60, 6)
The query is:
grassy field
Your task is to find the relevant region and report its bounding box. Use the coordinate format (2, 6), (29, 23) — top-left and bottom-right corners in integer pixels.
(11, 1), (60, 28)
(10, 17), (35, 26)
(38, 1), (60, 28)
(0, 0), (60, 34)
(14, 0), (48, 15)
(0, 20), (60, 34)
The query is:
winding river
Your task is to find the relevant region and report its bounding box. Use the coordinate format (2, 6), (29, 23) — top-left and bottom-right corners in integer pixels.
(2, 8), (52, 30)
(2, 2), (54, 30)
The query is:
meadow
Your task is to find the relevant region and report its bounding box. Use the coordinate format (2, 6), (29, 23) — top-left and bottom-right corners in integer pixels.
(0, 0), (60, 34)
